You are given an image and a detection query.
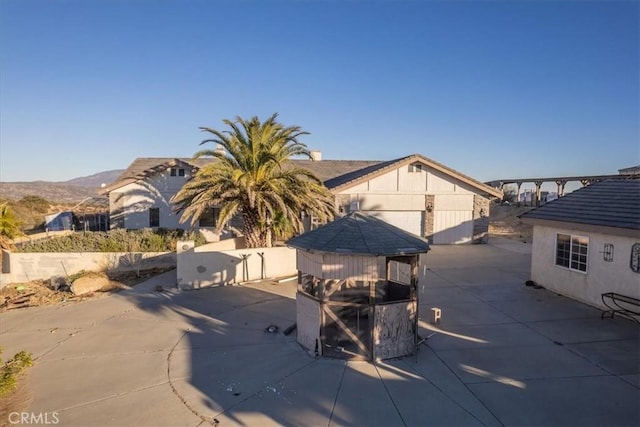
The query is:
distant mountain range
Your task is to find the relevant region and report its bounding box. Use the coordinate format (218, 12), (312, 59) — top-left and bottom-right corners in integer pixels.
(0, 169), (124, 203)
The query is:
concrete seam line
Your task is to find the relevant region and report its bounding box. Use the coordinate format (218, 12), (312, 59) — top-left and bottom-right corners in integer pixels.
(327, 361), (347, 427)
(374, 364), (408, 427)
(167, 331), (215, 426)
(424, 347), (506, 426)
(55, 381), (170, 413)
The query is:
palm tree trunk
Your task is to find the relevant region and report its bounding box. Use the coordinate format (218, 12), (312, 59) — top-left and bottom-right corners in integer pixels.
(243, 211), (268, 248)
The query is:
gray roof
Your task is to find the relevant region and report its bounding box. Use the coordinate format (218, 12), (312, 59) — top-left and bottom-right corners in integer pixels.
(520, 180), (640, 231)
(286, 211), (430, 256)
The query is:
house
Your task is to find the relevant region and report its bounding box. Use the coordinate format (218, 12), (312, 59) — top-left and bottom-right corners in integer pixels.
(100, 153), (502, 244)
(619, 165), (640, 175)
(520, 180), (640, 309)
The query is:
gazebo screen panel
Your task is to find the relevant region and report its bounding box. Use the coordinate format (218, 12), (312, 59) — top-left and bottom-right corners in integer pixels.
(388, 260), (412, 285)
(299, 273), (319, 297)
(325, 279), (373, 303)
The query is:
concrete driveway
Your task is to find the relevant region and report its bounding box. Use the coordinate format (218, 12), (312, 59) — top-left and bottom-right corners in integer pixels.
(1, 238), (638, 426)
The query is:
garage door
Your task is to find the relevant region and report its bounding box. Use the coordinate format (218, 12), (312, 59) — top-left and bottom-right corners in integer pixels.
(433, 211), (473, 244)
(362, 211), (423, 236)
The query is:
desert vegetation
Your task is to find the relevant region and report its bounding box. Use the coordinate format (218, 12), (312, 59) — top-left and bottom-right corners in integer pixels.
(0, 347), (33, 397)
(16, 228), (205, 253)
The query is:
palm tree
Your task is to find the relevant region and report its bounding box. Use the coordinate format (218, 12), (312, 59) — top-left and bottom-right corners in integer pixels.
(0, 203), (24, 250)
(171, 113), (336, 248)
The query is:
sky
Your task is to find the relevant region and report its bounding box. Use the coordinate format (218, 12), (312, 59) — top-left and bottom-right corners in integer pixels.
(1, 0), (638, 188)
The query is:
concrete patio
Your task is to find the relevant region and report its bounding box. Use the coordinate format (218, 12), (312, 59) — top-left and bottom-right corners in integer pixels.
(1, 238), (638, 426)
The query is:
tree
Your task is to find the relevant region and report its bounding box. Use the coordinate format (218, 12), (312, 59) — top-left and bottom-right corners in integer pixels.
(171, 114), (336, 248)
(0, 203), (24, 250)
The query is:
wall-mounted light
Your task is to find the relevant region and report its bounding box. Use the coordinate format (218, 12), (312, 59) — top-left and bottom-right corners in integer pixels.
(480, 208), (486, 217)
(426, 203), (433, 212)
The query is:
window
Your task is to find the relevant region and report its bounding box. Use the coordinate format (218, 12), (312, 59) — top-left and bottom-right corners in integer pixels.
(603, 243), (614, 262)
(178, 168), (185, 176)
(198, 208), (219, 228)
(408, 163), (423, 173)
(555, 233), (588, 272)
(149, 208), (160, 227)
(170, 168), (185, 177)
(631, 243), (640, 273)
(170, 168), (177, 176)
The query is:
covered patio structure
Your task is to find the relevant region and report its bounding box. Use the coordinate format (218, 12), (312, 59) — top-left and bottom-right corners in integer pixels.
(287, 211), (430, 361)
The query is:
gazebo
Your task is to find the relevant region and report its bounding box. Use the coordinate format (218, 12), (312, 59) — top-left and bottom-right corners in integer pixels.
(287, 211), (430, 361)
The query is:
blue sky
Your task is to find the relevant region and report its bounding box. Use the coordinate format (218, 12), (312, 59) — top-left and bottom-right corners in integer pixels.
(1, 0), (638, 186)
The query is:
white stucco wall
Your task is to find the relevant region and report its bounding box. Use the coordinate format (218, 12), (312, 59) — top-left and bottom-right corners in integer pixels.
(530, 225), (640, 309)
(110, 169), (194, 230)
(176, 241), (297, 289)
(1, 251), (176, 286)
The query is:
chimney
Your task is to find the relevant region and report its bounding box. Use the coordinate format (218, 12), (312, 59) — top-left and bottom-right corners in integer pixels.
(310, 150), (322, 161)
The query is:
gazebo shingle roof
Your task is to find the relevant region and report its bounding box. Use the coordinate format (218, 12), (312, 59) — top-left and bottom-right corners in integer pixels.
(287, 211), (430, 256)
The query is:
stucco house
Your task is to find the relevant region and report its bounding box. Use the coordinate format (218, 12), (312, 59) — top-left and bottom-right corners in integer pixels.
(100, 153), (502, 244)
(520, 180), (640, 309)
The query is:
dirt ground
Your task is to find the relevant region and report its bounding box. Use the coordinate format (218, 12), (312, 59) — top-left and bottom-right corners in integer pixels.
(0, 372), (31, 427)
(0, 268), (174, 422)
(0, 268), (174, 312)
(489, 205), (534, 243)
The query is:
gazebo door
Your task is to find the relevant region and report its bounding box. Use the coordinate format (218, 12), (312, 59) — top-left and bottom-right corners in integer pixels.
(322, 302), (372, 360)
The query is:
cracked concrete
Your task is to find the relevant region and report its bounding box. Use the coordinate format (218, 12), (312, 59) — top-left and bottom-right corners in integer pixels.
(1, 238), (638, 426)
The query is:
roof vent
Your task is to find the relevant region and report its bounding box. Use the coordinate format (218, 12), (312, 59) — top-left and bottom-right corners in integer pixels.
(310, 150), (322, 161)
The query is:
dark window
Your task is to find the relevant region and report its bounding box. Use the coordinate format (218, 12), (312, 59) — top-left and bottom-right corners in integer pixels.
(178, 168), (185, 177)
(556, 234), (571, 268)
(408, 163), (423, 173)
(170, 168), (177, 176)
(198, 208), (219, 228)
(556, 233), (588, 272)
(149, 208), (160, 227)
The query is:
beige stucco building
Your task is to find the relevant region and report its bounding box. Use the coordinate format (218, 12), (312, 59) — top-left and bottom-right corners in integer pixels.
(521, 180), (640, 309)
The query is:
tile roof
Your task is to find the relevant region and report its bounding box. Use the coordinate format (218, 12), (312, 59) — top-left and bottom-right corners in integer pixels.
(520, 180), (640, 231)
(286, 211), (430, 256)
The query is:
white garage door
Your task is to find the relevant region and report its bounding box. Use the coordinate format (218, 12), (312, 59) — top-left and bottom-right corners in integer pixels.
(433, 211), (473, 244)
(362, 211), (423, 236)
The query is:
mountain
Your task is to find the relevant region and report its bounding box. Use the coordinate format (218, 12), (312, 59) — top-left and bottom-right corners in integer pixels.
(0, 169), (124, 203)
(61, 169), (124, 188)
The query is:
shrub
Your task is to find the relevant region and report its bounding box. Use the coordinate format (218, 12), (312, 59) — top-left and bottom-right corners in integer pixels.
(17, 229), (205, 253)
(0, 347), (34, 397)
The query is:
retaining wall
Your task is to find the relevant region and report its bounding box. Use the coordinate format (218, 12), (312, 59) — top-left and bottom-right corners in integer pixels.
(0, 250), (176, 287)
(177, 240), (297, 290)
